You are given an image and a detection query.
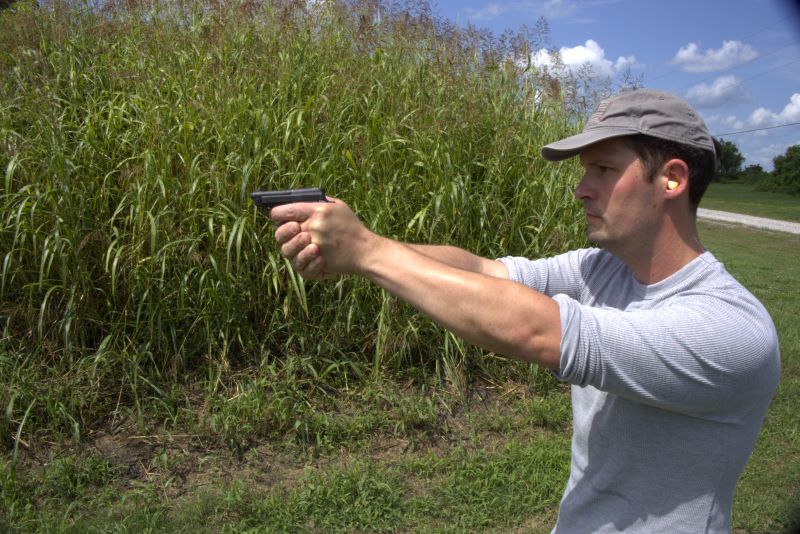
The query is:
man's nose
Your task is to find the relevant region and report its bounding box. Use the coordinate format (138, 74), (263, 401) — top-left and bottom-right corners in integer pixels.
(574, 174), (592, 200)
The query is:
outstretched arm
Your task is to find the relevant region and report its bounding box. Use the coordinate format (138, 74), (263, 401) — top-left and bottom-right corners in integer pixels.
(270, 199), (561, 370)
(404, 244), (509, 278)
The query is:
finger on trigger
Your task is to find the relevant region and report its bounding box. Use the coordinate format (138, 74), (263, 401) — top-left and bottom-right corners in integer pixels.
(280, 232), (310, 261)
(300, 255), (327, 280)
(296, 242), (319, 269)
(274, 221), (301, 245)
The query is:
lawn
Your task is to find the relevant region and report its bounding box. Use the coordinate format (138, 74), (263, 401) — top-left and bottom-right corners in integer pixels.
(702, 182), (800, 222)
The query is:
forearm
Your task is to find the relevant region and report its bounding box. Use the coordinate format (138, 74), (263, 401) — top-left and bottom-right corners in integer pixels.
(361, 237), (561, 369)
(405, 243), (509, 278)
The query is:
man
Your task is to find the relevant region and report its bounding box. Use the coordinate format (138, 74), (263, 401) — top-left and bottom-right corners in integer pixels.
(271, 89), (781, 532)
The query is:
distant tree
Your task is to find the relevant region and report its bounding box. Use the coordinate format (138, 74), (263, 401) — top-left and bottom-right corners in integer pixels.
(714, 139), (745, 182)
(739, 164), (770, 184)
(769, 144), (800, 195)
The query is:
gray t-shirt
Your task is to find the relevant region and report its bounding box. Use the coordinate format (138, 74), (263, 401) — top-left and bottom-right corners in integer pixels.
(499, 249), (780, 533)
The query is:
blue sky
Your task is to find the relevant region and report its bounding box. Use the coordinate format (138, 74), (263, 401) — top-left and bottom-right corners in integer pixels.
(432, 0), (800, 170)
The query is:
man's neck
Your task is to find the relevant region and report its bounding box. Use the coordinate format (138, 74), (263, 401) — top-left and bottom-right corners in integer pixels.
(615, 217), (704, 285)
(629, 243), (703, 284)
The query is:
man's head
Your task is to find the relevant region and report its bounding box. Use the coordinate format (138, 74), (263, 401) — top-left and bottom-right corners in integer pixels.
(542, 89), (719, 208)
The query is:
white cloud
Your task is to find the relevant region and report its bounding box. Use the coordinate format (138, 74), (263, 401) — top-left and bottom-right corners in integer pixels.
(533, 39), (637, 80)
(543, 0), (578, 18)
(561, 40), (613, 77)
(747, 93), (800, 127)
(726, 115), (745, 131)
(464, 2), (510, 21)
(672, 40), (758, 72)
(685, 76), (749, 108)
(704, 113), (745, 133)
(462, 0), (601, 24)
(614, 56), (638, 71)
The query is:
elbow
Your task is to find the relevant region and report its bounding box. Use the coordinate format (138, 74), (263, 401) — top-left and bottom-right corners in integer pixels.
(505, 323), (562, 371)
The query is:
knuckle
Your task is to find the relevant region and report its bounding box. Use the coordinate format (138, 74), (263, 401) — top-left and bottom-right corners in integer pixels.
(274, 222), (298, 243)
(283, 206), (298, 220)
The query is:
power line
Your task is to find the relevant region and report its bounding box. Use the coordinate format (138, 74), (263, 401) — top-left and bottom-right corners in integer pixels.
(679, 54), (800, 93)
(714, 121), (800, 137)
(736, 57), (800, 85)
(647, 19), (789, 85)
(675, 41), (798, 91)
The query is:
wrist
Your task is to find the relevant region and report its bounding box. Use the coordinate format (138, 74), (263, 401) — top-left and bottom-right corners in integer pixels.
(354, 233), (395, 279)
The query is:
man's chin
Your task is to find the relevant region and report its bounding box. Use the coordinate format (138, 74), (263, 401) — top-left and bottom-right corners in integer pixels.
(586, 230), (610, 248)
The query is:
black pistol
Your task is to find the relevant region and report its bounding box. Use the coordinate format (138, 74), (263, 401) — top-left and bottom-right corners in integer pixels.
(250, 187), (328, 210)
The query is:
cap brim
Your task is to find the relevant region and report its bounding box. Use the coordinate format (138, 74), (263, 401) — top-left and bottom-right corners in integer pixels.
(541, 127), (641, 161)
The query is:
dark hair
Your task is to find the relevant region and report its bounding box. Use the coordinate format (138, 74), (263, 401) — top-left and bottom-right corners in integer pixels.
(623, 135), (717, 208)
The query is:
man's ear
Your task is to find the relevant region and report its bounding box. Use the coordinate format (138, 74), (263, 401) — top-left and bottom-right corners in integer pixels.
(662, 159), (689, 197)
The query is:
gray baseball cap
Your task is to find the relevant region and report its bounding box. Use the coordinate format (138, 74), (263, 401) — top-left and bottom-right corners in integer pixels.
(541, 89), (719, 161)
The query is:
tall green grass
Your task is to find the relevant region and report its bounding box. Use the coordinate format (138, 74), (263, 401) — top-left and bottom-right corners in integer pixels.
(0, 0), (585, 441)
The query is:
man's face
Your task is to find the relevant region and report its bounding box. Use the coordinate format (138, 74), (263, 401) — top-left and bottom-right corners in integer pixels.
(576, 138), (662, 250)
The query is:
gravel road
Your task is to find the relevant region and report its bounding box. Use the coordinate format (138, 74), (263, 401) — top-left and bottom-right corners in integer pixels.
(697, 208), (800, 235)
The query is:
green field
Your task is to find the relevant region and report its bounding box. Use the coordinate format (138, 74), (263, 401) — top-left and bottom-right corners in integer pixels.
(702, 182), (800, 222)
(1, 2), (798, 532)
